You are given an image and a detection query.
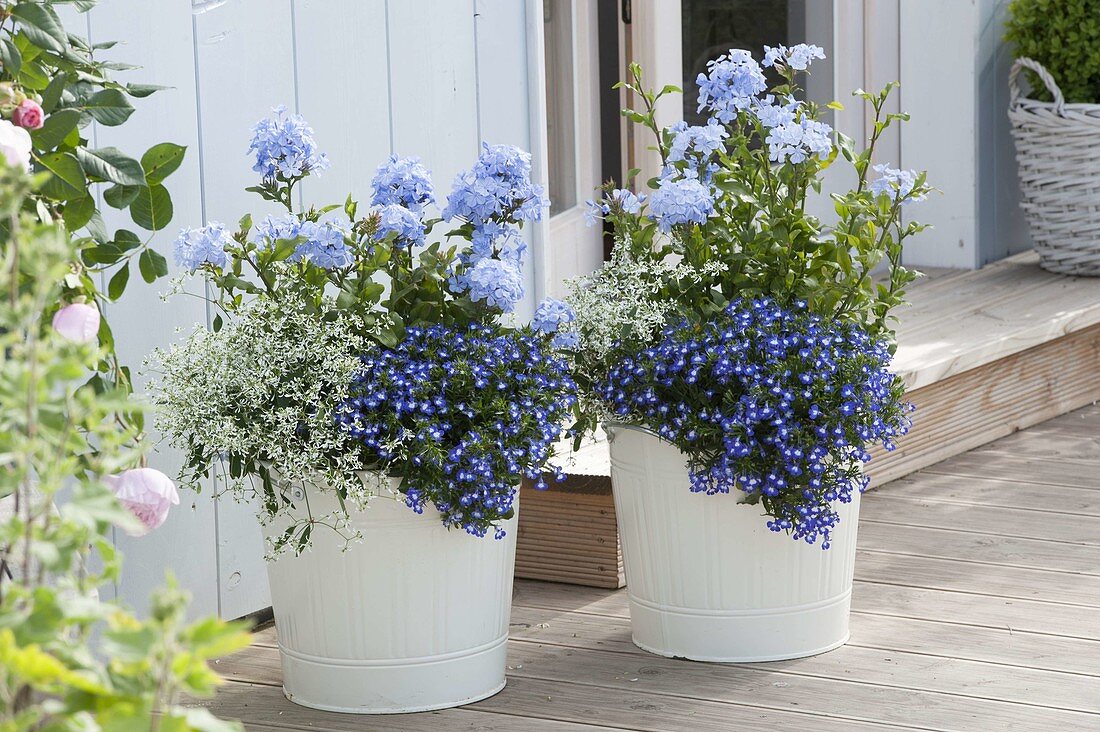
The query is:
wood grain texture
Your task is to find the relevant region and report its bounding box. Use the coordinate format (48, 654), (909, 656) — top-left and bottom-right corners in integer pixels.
(865, 321), (1100, 487)
(201, 407), (1100, 730)
(515, 478), (624, 589)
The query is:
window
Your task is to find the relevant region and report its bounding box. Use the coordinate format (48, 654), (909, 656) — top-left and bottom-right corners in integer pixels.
(544, 0), (577, 215)
(681, 0), (835, 126)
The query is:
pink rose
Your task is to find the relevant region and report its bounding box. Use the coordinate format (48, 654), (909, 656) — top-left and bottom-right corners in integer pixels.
(106, 468), (180, 536)
(12, 99), (43, 130)
(52, 302), (101, 344)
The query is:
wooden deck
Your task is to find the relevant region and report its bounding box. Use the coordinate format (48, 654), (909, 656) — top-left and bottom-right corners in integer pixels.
(201, 405), (1100, 731)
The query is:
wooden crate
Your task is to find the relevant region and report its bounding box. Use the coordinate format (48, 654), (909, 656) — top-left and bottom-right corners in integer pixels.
(515, 475), (624, 589)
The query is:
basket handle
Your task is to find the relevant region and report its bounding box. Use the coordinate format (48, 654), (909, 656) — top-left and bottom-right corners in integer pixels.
(1009, 57), (1066, 113)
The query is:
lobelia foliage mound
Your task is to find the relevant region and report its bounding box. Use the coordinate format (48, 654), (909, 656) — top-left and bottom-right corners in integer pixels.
(600, 298), (910, 546)
(569, 45), (930, 547)
(154, 109), (579, 553)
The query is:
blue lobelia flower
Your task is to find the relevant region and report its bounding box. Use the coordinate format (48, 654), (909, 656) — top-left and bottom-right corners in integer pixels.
(596, 297), (912, 548)
(869, 164), (925, 203)
(248, 105), (329, 181)
(336, 323), (577, 538)
(696, 49), (767, 123)
(370, 154), (435, 212)
(173, 222), (232, 271)
(648, 177), (714, 231)
(376, 204), (426, 245)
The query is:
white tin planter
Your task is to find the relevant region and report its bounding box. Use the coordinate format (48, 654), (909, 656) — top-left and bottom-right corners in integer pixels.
(606, 424), (860, 662)
(262, 475), (518, 714)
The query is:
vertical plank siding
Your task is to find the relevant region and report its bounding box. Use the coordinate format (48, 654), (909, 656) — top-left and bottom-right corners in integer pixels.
(84, 0), (218, 615)
(80, 0), (532, 617)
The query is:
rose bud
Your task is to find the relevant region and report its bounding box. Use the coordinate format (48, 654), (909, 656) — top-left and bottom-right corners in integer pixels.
(52, 302), (101, 344)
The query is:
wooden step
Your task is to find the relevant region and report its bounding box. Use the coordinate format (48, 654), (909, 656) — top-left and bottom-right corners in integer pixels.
(516, 251), (1100, 587)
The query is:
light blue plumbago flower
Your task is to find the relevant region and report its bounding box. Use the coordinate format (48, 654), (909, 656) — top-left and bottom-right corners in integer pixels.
(248, 105), (329, 181)
(766, 118), (833, 164)
(443, 143), (548, 226)
(496, 229), (528, 265)
(668, 120), (728, 163)
(173, 222), (231, 271)
(533, 298), (580, 349)
(294, 221), (352, 269)
(551, 330), (580, 349)
(667, 120), (728, 182)
(648, 177), (714, 232)
(610, 188), (645, 214)
(763, 43), (826, 71)
(869, 164), (925, 203)
(370, 154), (435, 212)
(532, 297), (576, 334)
(753, 94), (799, 129)
(696, 49), (767, 123)
(584, 188), (645, 227)
(470, 221), (526, 263)
(254, 214), (352, 269)
(376, 203), (426, 245)
(460, 256), (525, 312)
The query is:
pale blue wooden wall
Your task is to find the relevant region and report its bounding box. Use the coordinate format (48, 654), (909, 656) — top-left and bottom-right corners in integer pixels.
(75, 0), (536, 619)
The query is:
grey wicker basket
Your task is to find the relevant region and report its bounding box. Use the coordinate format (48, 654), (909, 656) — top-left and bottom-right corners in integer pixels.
(1009, 58), (1100, 276)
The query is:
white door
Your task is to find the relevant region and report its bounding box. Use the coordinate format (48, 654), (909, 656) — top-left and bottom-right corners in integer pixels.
(542, 0), (605, 295)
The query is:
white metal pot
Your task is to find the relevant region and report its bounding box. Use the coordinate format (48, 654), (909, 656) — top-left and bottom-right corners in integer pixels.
(606, 424), (860, 662)
(261, 475), (518, 714)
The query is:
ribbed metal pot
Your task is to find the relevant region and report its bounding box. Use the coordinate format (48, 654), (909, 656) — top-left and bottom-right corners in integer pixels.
(262, 475), (518, 713)
(606, 424), (860, 662)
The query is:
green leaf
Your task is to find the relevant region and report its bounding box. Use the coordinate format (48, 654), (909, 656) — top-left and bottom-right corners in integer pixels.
(103, 183), (141, 209)
(130, 184), (173, 231)
(16, 59), (50, 90)
(12, 3), (68, 52)
(107, 262), (130, 300)
(31, 109), (80, 151)
(76, 146), (146, 186)
(126, 83), (168, 98)
(62, 194), (95, 231)
(0, 38), (22, 74)
(37, 151), (87, 200)
(82, 88), (135, 126)
(40, 73), (67, 113)
(138, 248), (168, 283)
(140, 142), (186, 184)
(114, 229), (143, 251)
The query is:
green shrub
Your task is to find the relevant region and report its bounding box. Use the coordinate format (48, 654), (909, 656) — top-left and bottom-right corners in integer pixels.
(1006, 0), (1100, 104)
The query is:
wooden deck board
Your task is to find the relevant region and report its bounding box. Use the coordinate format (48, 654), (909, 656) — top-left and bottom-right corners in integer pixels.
(201, 405), (1100, 730)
